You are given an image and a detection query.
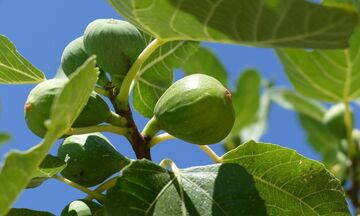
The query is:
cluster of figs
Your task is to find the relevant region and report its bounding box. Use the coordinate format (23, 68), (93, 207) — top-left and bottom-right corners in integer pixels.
(24, 18), (235, 215)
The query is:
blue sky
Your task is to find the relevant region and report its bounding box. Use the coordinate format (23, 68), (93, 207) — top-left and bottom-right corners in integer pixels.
(0, 0), (335, 214)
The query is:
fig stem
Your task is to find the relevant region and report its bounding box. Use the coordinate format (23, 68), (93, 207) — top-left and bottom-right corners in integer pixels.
(86, 176), (118, 199)
(53, 175), (105, 201)
(142, 117), (161, 139)
(149, 133), (175, 148)
(343, 99), (359, 213)
(197, 145), (222, 163)
(94, 86), (109, 97)
(116, 38), (167, 110)
(159, 159), (180, 174)
(105, 112), (128, 126)
(159, 159), (185, 205)
(67, 125), (129, 137)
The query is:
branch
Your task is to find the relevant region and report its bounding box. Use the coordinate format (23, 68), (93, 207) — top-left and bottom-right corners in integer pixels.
(53, 175), (105, 201)
(67, 125), (130, 137)
(115, 105), (152, 160)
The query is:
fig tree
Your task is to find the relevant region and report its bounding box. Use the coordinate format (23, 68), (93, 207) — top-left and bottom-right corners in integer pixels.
(24, 79), (110, 138)
(61, 37), (89, 76)
(61, 199), (102, 216)
(153, 74), (235, 145)
(324, 103), (352, 139)
(57, 133), (129, 187)
(83, 19), (145, 86)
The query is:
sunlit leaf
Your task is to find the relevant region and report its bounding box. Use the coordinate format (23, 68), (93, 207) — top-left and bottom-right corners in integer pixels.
(222, 140), (350, 215)
(0, 35), (45, 84)
(109, 0), (358, 48)
(277, 26), (360, 102)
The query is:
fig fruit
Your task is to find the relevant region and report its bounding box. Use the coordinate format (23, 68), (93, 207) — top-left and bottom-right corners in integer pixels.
(25, 79), (110, 138)
(61, 199), (102, 216)
(83, 19), (145, 86)
(153, 74), (235, 145)
(57, 133), (129, 187)
(61, 37), (89, 76)
(324, 103), (351, 139)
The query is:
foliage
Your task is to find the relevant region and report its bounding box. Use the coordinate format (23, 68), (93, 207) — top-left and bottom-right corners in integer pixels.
(1, 0), (360, 215)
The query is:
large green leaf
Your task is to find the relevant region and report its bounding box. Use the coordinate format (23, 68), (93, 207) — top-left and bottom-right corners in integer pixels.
(182, 47), (228, 86)
(0, 57), (99, 215)
(270, 88), (326, 122)
(277, 26), (360, 102)
(108, 0), (358, 48)
(7, 208), (55, 216)
(222, 140), (349, 215)
(27, 155), (67, 189)
(133, 40), (198, 118)
(105, 160), (267, 215)
(0, 35), (45, 84)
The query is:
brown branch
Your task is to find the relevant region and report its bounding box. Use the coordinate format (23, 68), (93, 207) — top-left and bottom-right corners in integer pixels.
(117, 105), (151, 160)
(107, 86), (151, 160)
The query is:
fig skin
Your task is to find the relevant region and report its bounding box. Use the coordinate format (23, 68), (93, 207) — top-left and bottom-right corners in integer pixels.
(24, 79), (110, 138)
(61, 36), (89, 76)
(323, 103), (352, 139)
(154, 74), (235, 145)
(57, 133), (129, 187)
(83, 19), (145, 86)
(61, 199), (102, 216)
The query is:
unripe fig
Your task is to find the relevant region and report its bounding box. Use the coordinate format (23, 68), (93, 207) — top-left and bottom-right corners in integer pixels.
(83, 19), (145, 86)
(61, 199), (102, 216)
(323, 103), (352, 139)
(61, 37), (89, 76)
(153, 74), (235, 145)
(57, 133), (129, 187)
(25, 79), (110, 138)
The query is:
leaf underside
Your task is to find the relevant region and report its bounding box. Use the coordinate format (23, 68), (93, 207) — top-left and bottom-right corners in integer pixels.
(109, 0), (358, 49)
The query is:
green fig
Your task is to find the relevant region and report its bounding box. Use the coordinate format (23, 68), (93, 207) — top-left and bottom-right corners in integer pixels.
(57, 133), (129, 187)
(153, 74), (235, 145)
(83, 19), (145, 86)
(61, 37), (89, 76)
(61, 199), (102, 216)
(24, 79), (110, 138)
(323, 103), (352, 139)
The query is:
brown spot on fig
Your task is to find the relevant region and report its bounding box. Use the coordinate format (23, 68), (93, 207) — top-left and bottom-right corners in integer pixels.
(25, 101), (31, 112)
(224, 90), (232, 103)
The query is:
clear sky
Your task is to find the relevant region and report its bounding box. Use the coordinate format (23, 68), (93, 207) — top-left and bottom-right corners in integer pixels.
(0, 0), (339, 215)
